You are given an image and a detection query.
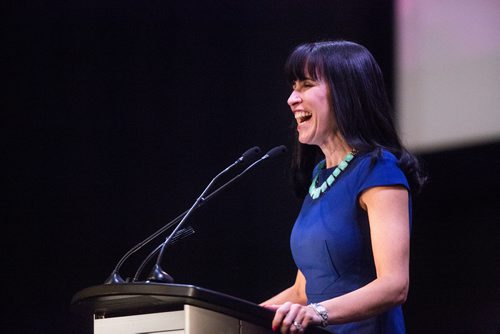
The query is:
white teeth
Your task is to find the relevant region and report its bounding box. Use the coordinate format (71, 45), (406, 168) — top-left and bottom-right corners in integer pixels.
(294, 111), (312, 123)
(294, 111), (311, 119)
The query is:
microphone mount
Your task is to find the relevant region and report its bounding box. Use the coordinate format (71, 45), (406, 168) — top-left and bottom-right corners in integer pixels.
(141, 145), (288, 283)
(103, 146), (261, 284)
(103, 145), (288, 285)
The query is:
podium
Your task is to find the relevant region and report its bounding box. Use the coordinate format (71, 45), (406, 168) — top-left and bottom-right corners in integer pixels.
(71, 283), (330, 333)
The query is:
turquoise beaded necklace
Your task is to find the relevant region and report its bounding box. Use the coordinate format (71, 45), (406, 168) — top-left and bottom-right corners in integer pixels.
(308, 150), (356, 200)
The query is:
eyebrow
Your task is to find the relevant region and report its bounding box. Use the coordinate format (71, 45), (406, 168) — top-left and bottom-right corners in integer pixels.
(292, 77), (315, 82)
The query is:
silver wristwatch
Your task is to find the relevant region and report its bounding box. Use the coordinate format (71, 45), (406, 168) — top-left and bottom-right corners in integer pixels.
(308, 303), (328, 327)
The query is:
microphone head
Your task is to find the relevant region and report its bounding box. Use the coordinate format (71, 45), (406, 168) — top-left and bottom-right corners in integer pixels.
(239, 146), (261, 164)
(264, 145), (288, 159)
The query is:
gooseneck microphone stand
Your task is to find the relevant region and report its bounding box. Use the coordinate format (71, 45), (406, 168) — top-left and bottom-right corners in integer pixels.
(132, 145), (287, 282)
(146, 157), (243, 283)
(104, 146), (261, 284)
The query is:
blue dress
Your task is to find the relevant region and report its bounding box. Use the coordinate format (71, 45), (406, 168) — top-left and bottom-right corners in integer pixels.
(290, 150), (410, 333)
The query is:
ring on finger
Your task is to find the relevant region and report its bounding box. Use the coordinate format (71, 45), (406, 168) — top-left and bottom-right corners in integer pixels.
(293, 321), (303, 331)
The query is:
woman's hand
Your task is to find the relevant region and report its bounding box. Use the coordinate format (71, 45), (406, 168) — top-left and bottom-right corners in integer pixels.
(263, 302), (322, 333)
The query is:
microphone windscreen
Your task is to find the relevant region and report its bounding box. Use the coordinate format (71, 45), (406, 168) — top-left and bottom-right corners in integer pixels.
(265, 145), (288, 159)
(240, 146), (261, 163)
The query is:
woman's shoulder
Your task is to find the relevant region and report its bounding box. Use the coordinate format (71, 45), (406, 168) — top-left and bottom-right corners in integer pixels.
(380, 148), (398, 161)
(352, 148), (409, 190)
(356, 148), (398, 167)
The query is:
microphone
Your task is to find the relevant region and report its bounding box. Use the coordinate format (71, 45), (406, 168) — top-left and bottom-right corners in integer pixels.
(262, 144), (288, 160)
(132, 145), (288, 282)
(144, 144), (288, 283)
(236, 146), (262, 164)
(104, 146), (261, 285)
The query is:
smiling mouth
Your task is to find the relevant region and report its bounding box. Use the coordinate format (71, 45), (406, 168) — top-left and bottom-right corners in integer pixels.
(294, 111), (312, 124)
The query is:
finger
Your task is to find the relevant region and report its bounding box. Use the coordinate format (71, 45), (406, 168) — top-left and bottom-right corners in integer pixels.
(280, 304), (302, 334)
(271, 302), (291, 332)
(288, 305), (307, 333)
(263, 304), (281, 311)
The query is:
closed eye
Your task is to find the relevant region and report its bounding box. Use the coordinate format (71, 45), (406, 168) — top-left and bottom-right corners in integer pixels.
(303, 80), (315, 87)
(292, 78), (317, 90)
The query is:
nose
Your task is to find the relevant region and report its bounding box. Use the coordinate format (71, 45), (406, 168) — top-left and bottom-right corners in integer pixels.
(287, 92), (301, 106)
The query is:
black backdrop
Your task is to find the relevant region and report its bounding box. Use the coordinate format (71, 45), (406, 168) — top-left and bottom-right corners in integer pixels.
(4, 1), (499, 333)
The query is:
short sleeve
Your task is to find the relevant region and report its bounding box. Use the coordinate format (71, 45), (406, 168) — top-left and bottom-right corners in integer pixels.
(355, 150), (410, 198)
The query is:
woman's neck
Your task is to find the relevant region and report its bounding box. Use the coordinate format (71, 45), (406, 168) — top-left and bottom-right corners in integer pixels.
(319, 136), (352, 168)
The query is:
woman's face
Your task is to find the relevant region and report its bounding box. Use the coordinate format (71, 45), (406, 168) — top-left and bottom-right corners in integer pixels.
(287, 74), (336, 147)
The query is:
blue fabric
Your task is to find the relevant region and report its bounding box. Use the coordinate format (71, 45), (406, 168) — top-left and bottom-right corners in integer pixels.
(290, 150), (410, 334)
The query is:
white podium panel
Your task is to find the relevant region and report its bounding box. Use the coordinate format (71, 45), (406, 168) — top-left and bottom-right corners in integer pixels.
(94, 305), (267, 334)
(95, 310), (184, 334)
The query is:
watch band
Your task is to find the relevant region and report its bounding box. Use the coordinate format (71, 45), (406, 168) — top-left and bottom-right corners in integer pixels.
(308, 303), (328, 327)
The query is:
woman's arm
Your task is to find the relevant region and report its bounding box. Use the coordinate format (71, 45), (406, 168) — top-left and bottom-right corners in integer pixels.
(321, 185), (410, 323)
(260, 270), (307, 306)
(270, 186), (410, 332)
